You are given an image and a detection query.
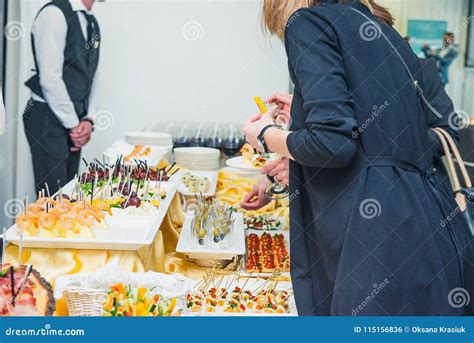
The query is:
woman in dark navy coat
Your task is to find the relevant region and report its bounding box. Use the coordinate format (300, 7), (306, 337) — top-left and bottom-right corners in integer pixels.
(243, 0), (473, 315)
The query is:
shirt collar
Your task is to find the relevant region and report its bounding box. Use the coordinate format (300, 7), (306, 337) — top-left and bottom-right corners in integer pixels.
(70, 0), (92, 14)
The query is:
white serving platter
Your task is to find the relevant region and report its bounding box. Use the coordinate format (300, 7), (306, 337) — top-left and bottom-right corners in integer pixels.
(176, 212), (245, 261)
(6, 181), (178, 251)
(176, 170), (218, 197)
(103, 140), (172, 166)
(244, 215), (287, 231)
(189, 276), (297, 316)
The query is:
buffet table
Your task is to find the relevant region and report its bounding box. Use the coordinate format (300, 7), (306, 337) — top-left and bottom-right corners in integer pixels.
(2, 160), (292, 316)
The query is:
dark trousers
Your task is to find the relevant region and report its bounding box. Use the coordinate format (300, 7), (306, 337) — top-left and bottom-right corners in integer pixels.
(23, 101), (81, 196)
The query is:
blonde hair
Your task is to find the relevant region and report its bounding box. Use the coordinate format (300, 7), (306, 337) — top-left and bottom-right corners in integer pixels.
(263, 0), (394, 40)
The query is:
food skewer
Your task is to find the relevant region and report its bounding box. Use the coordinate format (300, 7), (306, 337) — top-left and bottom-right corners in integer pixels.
(123, 180), (134, 208)
(9, 266), (15, 306)
(17, 232), (23, 266)
(13, 264), (32, 304)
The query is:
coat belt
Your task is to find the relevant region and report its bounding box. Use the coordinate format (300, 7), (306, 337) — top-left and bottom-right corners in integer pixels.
(365, 156), (465, 288)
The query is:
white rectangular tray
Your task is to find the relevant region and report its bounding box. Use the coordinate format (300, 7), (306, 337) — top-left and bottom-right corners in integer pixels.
(6, 181), (178, 251)
(190, 276), (297, 316)
(175, 170), (218, 197)
(103, 140), (171, 166)
(176, 212), (245, 260)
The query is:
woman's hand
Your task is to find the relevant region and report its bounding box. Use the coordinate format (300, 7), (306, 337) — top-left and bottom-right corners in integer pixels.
(243, 107), (277, 150)
(266, 93), (293, 125)
(240, 178), (272, 210)
(261, 157), (290, 186)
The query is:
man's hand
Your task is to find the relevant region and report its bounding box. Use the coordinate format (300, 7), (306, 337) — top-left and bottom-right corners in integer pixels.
(241, 178), (272, 211)
(70, 120), (93, 152)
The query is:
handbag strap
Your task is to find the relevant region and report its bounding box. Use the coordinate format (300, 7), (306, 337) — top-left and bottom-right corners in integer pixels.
(349, 7), (443, 119)
(434, 128), (472, 188)
(432, 128), (461, 192)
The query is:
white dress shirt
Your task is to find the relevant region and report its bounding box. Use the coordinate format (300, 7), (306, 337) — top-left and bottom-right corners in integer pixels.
(30, 0), (99, 129)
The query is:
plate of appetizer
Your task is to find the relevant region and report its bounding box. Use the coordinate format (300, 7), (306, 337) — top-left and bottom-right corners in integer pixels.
(176, 171), (218, 197)
(6, 173), (178, 250)
(245, 230), (290, 273)
(103, 140), (172, 166)
(225, 143), (277, 171)
(0, 264), (55, 316)
(244, 215), (285, 231)
(186, 274), (296, 316)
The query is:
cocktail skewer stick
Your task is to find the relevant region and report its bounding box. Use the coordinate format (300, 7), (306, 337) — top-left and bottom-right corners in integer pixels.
(14, 264), (32, 303)
(44, 183), (50, 198)
(10, 266), (15, 306)
(17, 232), (23, 266)
(123, 180), (134, 208)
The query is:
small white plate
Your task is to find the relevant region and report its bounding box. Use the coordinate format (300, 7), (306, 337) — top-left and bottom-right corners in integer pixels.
(226, 154), (277, 171)
(176, 170), (218, 197)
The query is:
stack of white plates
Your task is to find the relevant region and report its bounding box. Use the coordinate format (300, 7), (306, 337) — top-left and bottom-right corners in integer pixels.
(174, 147), (221, 170)
(125, 132), (173, 146)
(124, 132), (173, 162)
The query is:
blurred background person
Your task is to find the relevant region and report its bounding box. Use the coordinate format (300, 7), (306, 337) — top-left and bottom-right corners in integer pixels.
(23, 0), (101, 195)
(423, 32), (458, 86)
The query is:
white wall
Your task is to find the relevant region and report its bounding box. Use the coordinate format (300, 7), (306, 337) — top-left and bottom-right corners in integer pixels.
(83, 0), (289, 161)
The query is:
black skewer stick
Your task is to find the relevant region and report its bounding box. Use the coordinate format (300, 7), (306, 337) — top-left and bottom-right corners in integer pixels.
(168, 168), (181, 178)
(14, 265), (32, 304)
(10, 266), (15, 306)
(90, 180), (94, 205)
(81, 158), (89, 168)
(136, 166), (142, 194)
(114, 155), (122, 175)
(165, 162), (177, 174)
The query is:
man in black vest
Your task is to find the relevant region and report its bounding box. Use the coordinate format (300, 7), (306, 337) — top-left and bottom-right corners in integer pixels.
(23, 0), (101, 195)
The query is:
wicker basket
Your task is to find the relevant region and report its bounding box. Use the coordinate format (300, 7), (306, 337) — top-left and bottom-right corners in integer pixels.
(63, 287), (107, 316)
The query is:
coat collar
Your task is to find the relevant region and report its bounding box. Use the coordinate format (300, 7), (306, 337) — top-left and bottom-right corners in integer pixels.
(319, 0), (372, 15)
